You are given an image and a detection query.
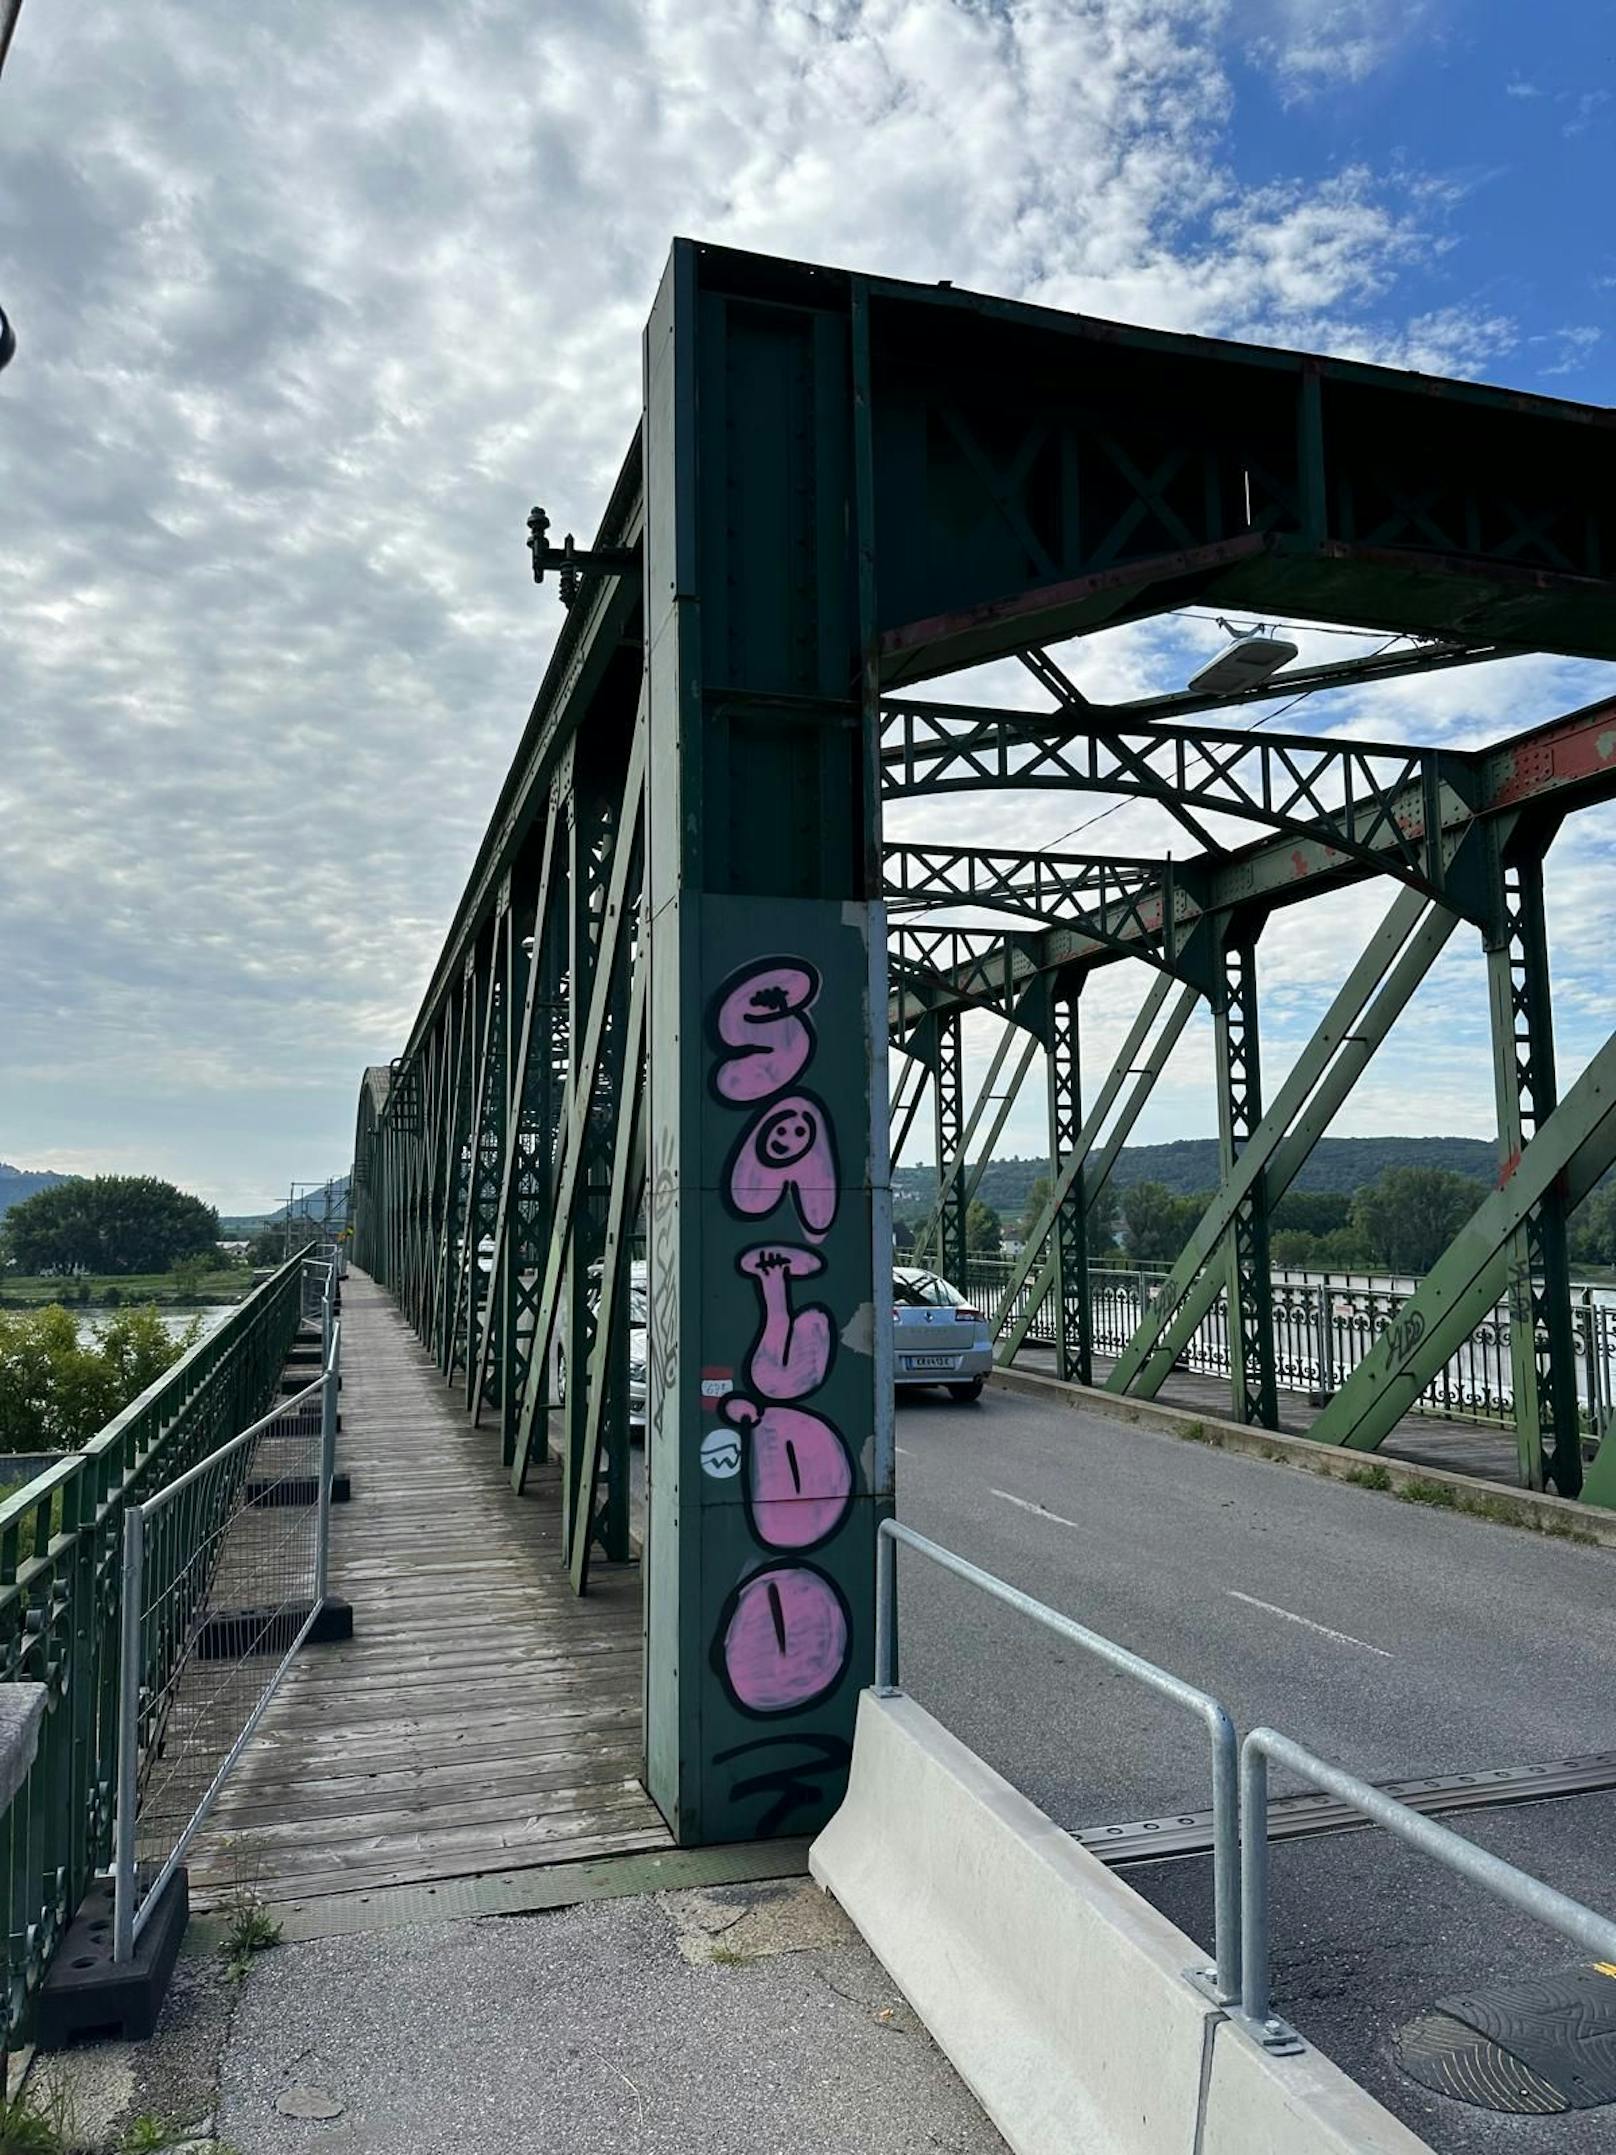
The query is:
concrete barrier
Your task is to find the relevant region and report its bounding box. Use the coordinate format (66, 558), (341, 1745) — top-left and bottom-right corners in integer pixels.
(811, 1691), (1431, 2155)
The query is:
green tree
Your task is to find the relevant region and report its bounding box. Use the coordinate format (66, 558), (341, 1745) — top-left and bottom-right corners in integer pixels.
(1570, 1185), (1616, 1268)
(965, 1198), (1002, 1253)
(2, 1176), (219, 1277)
(169, 1253), (211, 1299)
(0, 1304), (197, 1453)
(1018, 1176), (1052, 1242)
(1349, 1166), (1479, 1275)
(1120, 1181), (1200, 1264)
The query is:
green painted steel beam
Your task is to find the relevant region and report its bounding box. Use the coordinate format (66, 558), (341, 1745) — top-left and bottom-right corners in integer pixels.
(995, 973), (1194, 1362)
(510, 722), (647, 1493)
(882, 690), (1616, 1036)
(1306, 1025), (1616, 1461)
(1109, 886), (1446, 1396)
(571, 958), (648, 1592)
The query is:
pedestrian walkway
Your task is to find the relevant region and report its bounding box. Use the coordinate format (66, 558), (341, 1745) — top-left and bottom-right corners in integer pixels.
(186, 1272), (670, 1911)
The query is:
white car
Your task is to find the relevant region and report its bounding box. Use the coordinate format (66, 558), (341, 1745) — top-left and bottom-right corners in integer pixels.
(893, 1266), (992, 1401)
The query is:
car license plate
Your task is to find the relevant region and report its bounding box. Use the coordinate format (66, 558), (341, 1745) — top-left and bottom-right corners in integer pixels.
(904, 1354), (958, 1371)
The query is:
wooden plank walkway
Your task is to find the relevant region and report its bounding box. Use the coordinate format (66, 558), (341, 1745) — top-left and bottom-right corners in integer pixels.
(187, 1271), (670, 1910)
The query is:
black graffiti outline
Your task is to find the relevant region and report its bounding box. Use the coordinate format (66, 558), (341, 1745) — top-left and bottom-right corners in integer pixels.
(705, 954), (823, 1107)
(719, 1392), (856, 1558)
(708, 1558), (855, 1721)
(713, 1733), (854, 1836)
(736, 1242), (838, 1400)
(720, 1088), (841, 1241)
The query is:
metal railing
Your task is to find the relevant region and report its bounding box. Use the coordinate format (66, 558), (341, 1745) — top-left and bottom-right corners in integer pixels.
(963, 1253), (1616, 1436)
(113, 1260), (340, 1957)
(874, 1521), (1616, 2050)
(0, 1254), (307, 2037)
(875, 1517), (1240, 2004)
(1240, 1727), (1616, 2037)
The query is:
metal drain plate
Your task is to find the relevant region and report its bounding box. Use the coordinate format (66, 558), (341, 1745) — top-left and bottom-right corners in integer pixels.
(1397, 1964), (1616, 2113)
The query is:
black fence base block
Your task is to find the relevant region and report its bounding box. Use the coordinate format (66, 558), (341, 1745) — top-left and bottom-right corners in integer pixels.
(37, 1870), (188, 2047)
(197, 1595), (354, 1661)
(245, 1470), (351, 1507)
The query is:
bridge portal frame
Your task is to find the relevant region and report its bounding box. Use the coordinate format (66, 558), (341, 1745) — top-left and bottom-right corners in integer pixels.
(353, 240), (1616, 1844)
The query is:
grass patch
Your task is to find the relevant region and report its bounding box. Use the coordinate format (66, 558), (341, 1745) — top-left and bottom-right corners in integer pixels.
(0, 2069), (77, 2155)
(1343, 1464), (1392, 1490)
(1394, 1475), (1458, 1509)
(0, 1270), (247, 1310)
(219, 1886), (282, 1980)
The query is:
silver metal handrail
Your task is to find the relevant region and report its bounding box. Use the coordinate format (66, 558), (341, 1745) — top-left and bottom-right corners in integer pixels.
(876, 1516), (1241, 2004)
(113, 1268), (342, 1961)
(1240, 1726), (1616, 2032)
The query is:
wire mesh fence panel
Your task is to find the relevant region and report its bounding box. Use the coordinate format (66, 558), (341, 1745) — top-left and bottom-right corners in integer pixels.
(115, 1282), (337, 1956)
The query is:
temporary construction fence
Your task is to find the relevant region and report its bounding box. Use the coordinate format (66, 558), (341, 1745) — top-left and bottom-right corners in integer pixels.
(0, 1254), (308, 2039)
(114, 1256), (340, 1957)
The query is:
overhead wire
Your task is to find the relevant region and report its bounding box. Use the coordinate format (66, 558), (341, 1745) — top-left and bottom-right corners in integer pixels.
(1038, 631), (1410, 853)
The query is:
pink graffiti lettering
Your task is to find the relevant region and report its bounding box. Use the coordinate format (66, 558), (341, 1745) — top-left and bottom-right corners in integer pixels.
(721, 1565), (849, 1713)
(712, 962), (820, 1104)
(727, 1095), (838, 1240)
(721, 1397), (853, 1548)
(738, 1245), (833, 1399)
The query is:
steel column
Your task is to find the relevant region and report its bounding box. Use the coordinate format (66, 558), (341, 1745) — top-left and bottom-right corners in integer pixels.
(1047, 977), (1090, 1385)
(641, 244), (881, 1843)
(931, 1009), (968, 1286)
(1487, 839), (1582, 1496)
(1215, 922), (1278, 1428)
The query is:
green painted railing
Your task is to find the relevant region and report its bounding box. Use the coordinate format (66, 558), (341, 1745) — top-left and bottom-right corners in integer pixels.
(0, 1256), (305, 2040)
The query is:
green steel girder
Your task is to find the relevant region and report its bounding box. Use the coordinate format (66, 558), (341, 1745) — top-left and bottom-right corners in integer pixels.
(884, 843), (1161, 922)
(995, 972), (1199, 1361)
(1109, 887), (1456, 1397)
(510, 721), (646, 1494)
(883, 690), (1616, 1039)
(856, 264), (1616, 680)
(1046, 976), (1090, 1385)
(931, 1010), (968, 1287)
(571, 956), (647, 1592)
(888, 1047), (932, 1170)
(1214, 917), (1278, 1428)
(1308, 1021), (1616, 1472)
(910, 1022), (1038, 1271)
(1486, 832), (1581, 1496)
(882, 701), (1447, 887)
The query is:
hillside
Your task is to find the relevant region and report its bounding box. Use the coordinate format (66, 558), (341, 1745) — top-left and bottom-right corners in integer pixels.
(0, 1163), (69, 1220)
(892, 1136), (1498, 1220)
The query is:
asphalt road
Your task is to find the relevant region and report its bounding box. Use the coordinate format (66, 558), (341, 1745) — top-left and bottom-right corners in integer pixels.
(892, 1380), (1616, 2155)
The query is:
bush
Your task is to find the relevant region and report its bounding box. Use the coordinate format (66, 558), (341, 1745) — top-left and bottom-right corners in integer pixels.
(0, 1304), (197, 1453)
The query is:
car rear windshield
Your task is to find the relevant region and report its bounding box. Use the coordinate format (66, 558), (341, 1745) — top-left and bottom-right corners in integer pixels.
(894, 1273), (968, 1308)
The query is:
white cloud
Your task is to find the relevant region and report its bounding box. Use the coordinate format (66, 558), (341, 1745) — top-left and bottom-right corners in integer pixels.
(0, 0), (1605, 1209)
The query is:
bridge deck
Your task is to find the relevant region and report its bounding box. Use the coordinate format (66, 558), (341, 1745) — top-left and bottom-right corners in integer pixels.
(187, 1272), (670, 1911)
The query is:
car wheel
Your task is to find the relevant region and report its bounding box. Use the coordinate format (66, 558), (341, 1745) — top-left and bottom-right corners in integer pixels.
(949, 1377), (985, 1403)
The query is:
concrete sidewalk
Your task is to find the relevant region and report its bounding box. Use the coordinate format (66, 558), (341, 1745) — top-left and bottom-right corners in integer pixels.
(38, 1875), (1005, 2155)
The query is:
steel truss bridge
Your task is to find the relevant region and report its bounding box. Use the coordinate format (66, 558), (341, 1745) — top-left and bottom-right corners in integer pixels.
(350, 241), (1616, 1848)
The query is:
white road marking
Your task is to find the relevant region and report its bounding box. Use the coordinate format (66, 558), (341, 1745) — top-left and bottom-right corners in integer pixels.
(894, 1444), (913, 1458)
(991, 1487), (1088, 1535)
(1226, 1589), (1392, 1659)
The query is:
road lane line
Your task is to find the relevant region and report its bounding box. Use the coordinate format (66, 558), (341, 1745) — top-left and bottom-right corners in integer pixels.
(991, 1487), (1089, 1535)
(894, 1444), (913, 1458)
(1227, 1589), (1393, 1659)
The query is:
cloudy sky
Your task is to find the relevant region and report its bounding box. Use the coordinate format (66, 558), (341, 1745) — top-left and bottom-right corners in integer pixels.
(2, 0), (1612, 1212)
